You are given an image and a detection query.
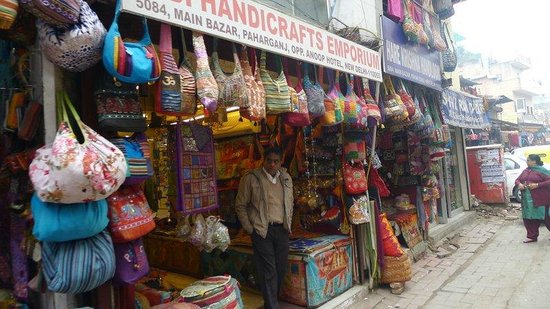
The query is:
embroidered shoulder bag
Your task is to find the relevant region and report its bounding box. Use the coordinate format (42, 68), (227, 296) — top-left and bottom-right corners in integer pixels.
(302, 63), (326, 118)
(343, 161), (368, 195)
(239, 46), (266, 121)
(193, 32), (218, 115)
(103, 0), (161, 84)
(283, 60), (310, 127)
(259, 51), (291, 114)
(320, 69), (344, 126)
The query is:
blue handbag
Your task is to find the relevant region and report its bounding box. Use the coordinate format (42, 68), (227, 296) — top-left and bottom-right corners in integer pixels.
(41, 230), (115, 293)
(102, 0), (160, 84)
(31, 194), (109, 242)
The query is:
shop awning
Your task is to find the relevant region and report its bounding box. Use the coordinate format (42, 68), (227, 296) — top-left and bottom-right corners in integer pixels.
(440, 89), (490, 129)
(490, 118), (519, 131)
(486, 95), (514, 105)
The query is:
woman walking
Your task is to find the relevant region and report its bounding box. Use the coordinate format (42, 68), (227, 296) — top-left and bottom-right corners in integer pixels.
(515, 154), (550, 243)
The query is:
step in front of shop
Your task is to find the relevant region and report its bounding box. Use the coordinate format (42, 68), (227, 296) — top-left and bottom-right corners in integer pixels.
(428, 211), (477, 247)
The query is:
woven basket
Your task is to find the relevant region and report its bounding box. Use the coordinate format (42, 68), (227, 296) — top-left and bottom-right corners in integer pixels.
(381, 254), (412, 284)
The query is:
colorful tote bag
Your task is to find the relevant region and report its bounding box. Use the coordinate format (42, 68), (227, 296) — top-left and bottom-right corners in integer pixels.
(211, 39), (248, 111)
(41, 230), (116, 294)
(103, 0), (161, 84)
(107, 185), (156, 243)
(343, 161), (368, 195)
(29, 92), (127, 204)
(320, 69), (344, 126)
(259, 51), (291, 114)
(169, 122), (219, 214)
(193, 32), (219, 115)
(110, 133), (154, 185)
(36, 0), (105, 72)
(113, 238), (149, 285)
(302, 63), (326, 118)
(239, 46), (266, 121)
(31, 193), (109, 242)
(156, 23), (183, 115)
(284, 62), (310, 127)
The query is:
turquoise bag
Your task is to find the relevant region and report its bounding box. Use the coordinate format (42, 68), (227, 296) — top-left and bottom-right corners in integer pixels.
(102, 0), (161, 84)
(31, 194), (109, 242)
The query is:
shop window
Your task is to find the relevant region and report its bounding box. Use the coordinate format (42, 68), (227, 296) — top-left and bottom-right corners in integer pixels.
(256, 0), (329, 26)
(516, 98), (526, 112)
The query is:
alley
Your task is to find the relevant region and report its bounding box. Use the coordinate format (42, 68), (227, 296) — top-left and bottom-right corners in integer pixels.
(357, 213), (550, 309)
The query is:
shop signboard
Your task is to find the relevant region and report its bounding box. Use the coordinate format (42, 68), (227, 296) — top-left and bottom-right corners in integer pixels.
(380, 16), (441, 91)
(441, 89), (490, 129)
(120, 0), (383, 81)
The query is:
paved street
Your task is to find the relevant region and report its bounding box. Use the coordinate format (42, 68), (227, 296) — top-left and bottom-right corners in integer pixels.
(356, 211), (550, 309)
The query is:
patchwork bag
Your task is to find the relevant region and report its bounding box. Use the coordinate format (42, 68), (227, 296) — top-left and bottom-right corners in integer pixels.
(31, 194), (109, 242)
(36, 0), (106, 72)
(259, 51), (291, 114)
(103, 0), (161, 84)
(343, 74), (359, 126)
(41, 230), (116, 294)
(110, 133), (153, 185)
(169, 122), (219, 215)
(344, 131), (366, 163)
(180, 276), (243, 308)
(320, 69), (344, 126)
(113, 238), (150, 285)
(0, 0), (17, 29)
(211, 38), (248, 112)
(29, 92), (127, 203)
(302, 63), (326, 118)
(343, 161), (368, 195)
(20, 0), (80, 27)
(284, 62), (310, 127)
(95, 70), (147, 132)
(107, 185), (156, 243)
(193, 32), (218, 115)
(239, 46), (265, 122)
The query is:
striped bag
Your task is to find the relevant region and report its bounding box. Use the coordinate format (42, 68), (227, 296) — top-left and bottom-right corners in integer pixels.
(41, 230), (115, 294)
(0, 0), (17, 29)
(156, 23), (182, 115)
(259, 51), (291, 114)
(193, 32), (218, 115)
(110, 133), (153, 185)
(20, 0), (80, 27)
(239, 46), (265, 122)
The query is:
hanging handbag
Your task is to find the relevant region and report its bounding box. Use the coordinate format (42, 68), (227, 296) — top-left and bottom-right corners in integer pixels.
(95, 69), (147, 132)
(0, 0), (17, 29)
(348, 195), (370, 225)
(343, 161), (368, 195)
(211, 38), (249, 112)
(302, 63), (326, 118)
(193, 32), (219, 115)
(432, 0), (455, 20)
(320, 69), (344, 126)
(442, 22), (457, 72)
(30, 92), (127, 204)
(284, 61), (310, 127)
(41, 230), (115, 294)
(20, 0), (80, 27)
(239, 46), (266, 122)
(343, 74), (359, 126)
(103, 0), (161, 84)
(353, 76), (370, 128)
(386, 0), (403, 22)
(113, 238), (150, 285)
(383, 75), (408, 122)
(344, 131), (366, 163)
(36, 0), (105, 72)
(259, 51), (291, 114)
(107, 185), (156, 243)
(30, 193), (109, 242)
(169, 122), (219, 214)
(362, 78), (381, 124)
(156, 23), (182, 115)
(110, 133), (153, 185)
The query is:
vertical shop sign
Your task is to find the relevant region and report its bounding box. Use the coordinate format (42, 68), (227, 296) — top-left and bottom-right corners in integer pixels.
(380, 16), (441, 91)
(441, 89), (490, 129)
(120, 0), (382, 81)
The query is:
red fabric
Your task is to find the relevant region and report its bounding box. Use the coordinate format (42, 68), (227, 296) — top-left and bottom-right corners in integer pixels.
(379, 213), (404, 257)
(368, 167), (390, 197)
(344, 162), (368, 194)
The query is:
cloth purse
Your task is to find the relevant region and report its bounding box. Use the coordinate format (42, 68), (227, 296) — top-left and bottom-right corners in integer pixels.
(95, 69), (147, 132)
(113, 238), (150, 285)
(361, 78), (381, 124)
(259, 51), (291, 114)
(348, 195), (370, 225)
(0, 0), (17, 30)
(103, 0), (161, 84)
(442, 22), (457, 72)
(30, 92), (127, 204)
(284, 61), (310, 127)
(343, 74), (359, 126)
(30, 193), (109, 242)
(156, 26), (196, 116)
(36, 0), (106, 72)
(107, 185), (156, 243)
(320, 69), (344, 126)
(211, 38), (249, 112)
(344, 161), (368, 195)
(168, 122), (219, 214)
(41, 230), (116, 294)
(110, 133), (153, 185)
(193, 32), (218, 115)
(20, 0), (80, 27)
(302, 63), (326, 118)
(239, 46), (266, 122)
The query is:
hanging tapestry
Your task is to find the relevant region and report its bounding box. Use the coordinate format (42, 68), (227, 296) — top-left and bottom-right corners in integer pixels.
(169, 122), (218, 214)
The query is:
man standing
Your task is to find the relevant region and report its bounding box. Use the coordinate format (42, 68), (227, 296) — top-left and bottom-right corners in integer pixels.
(235, 147), (293, 309)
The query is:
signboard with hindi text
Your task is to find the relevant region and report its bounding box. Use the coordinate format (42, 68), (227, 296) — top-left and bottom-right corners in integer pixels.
(120, 0), (382, 81)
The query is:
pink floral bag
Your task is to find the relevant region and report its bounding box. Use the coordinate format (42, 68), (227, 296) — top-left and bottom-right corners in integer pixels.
(29, 92), (127, 203)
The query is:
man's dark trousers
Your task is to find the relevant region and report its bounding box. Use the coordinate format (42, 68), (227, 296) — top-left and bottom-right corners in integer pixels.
(251, 224), (289, 309)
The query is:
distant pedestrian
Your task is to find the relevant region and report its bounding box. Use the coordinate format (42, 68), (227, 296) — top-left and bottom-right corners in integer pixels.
(515, 154), (550, 243)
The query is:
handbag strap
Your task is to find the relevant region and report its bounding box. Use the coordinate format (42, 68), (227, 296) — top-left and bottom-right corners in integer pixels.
(159, 23), (172, 53)
(178, 29), (191, 67)
(113, 0), (150, 43)
(443, 22), (455, 52)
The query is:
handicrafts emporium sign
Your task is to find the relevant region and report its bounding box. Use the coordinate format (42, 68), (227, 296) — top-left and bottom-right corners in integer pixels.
(120, 0), (383, 81)
(440, 89), (490, 129)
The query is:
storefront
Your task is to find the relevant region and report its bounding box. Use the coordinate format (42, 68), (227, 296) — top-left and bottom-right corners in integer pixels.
(0, 0), (396, 308)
